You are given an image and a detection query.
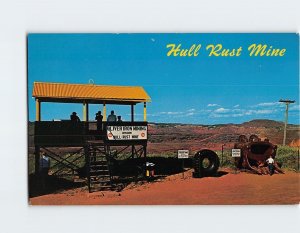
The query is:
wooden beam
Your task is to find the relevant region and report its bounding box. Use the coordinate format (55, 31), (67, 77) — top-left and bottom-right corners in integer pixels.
(35, 99), (41, 121)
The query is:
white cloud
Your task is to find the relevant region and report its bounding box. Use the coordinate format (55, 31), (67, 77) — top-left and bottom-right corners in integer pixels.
(233, 104), (240, 108)
(187, 108), (196, 112)
(209, 108), (276, 118)
(255, 110), (274, 114)
(289, 104), (300, 111)
(207, 103), (219, 107)
(210, 113), (225, 118)
(186, 112), (195, 116)
(214, 108), (230, 113)
(256, 102), (280, 107)
(160, 111), (183, 115)
(244, 109), (275, 115)
(232, 113), (244, 117)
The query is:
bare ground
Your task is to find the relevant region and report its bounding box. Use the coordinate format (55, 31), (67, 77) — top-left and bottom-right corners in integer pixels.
(29, 169), (300, 205)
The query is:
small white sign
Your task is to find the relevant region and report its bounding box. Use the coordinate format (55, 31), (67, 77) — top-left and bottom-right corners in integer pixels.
(178, 150), (189, 159)
(232, 149), (241, 157)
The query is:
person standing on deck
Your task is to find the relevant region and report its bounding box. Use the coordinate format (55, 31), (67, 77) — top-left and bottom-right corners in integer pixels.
(70, 112), (80, 122)
(95, 111), (103, 131)
(107, 110), (117, 122)
(117, 116), (123, 122)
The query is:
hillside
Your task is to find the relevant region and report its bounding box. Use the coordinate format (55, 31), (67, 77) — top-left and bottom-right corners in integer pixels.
(147, 120), (299, 154)
(28, 120), (299, 154)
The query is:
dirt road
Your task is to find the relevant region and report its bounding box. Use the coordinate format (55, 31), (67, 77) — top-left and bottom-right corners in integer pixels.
(29, 170), (299, 205)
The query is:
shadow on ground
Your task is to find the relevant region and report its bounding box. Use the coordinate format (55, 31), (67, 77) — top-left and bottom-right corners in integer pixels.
(28, 174), (86, 198)
(29, 157), (229, 196)
(213, 171), (228, 177)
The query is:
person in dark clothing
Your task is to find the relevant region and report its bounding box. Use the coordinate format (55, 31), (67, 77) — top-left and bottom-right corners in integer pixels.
(70, 112), (80, 122)
(107, 110), (117, 122)
(117, 116), (123, 122)
(95, 111), (103, 131)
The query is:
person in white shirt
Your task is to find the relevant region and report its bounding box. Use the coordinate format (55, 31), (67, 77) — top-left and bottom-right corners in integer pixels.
(266, 155), (275, 176)
(39, 152), (50, 189)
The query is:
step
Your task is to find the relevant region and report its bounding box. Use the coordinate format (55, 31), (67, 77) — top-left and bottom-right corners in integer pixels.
(90, 174), (110, 178)
(88, 151), (106, 154)
(90, 161), (108, 165)
(90, 172), (110, 175)
(90, 168), (109, 171)
(90, 185), (112, 189)
(90, 186), (112, 191)
(89, 157), (108, 160)
(88, 147), (106, 150)
(89, 154), (107, 157)
(89, 160), (108, 163)
(90, 170), (110, 173)
(90, 164), (108, 168)
(90, 180), (111, 184)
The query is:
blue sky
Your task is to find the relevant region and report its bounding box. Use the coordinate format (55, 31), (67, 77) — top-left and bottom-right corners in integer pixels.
(28, 33), (299, 124)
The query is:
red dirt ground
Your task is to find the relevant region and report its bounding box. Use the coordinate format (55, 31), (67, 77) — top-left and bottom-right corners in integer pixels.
(29, 170), (300, 205)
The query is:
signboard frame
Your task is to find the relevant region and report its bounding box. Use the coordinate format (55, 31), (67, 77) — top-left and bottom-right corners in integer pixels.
(178, 150), (189, 159)
(231, 148), (241, 157)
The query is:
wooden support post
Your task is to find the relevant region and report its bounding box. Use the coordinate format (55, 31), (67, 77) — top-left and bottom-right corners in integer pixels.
(283, 103), (289, 146)
(83, 102), (89, 121)
(131, 104), (134, 122)
(103, 102), (106, 121)
(35, 99), (41, 121)
(86, 103), (89, 121)
(83, 103), (86, 121)
(143, 145), (147, 158)
(34, 146), (40, 175)
(143, 145), (147, 168)
(131, 104), (135, 157)
(143, 102), (147, 122)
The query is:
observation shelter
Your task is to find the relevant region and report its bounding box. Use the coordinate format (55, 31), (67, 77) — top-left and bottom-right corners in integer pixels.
(32, 81), (151, 192)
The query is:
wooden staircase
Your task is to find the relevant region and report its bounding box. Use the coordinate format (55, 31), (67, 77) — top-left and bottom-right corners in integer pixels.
(86, 142), (112, 193)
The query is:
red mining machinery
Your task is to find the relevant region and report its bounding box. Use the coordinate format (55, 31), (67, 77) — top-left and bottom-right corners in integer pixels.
(234, 135), (284, 175)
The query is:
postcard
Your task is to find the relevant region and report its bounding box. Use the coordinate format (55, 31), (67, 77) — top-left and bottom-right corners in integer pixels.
(28, 33), (299, 205)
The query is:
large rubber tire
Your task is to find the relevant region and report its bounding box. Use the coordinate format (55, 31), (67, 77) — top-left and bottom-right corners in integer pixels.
(193, 149), (220, 177)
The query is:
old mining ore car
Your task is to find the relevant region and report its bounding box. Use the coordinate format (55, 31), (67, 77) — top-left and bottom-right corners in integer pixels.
(234, 135), (284, 175)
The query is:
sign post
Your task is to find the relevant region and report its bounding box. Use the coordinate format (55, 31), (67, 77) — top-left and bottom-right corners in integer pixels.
(178, 150), (189, 179)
